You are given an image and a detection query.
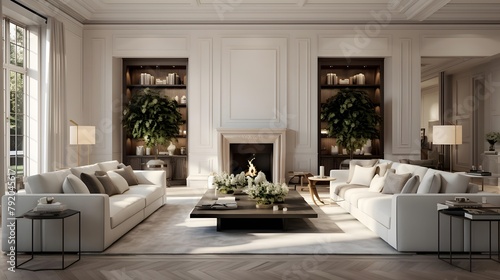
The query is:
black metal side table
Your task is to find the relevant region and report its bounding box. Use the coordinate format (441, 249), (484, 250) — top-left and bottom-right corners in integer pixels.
(15, 209), (81, 271)
(437, 207), (500, 272)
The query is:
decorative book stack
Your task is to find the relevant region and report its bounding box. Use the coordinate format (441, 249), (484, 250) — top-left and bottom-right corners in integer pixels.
(464, 208), (500, 220)
(34, 202), (67, 213)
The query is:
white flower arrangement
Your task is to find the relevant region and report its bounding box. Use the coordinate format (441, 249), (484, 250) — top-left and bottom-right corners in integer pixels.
(213, 171), (247, 194)
(245, 171), (289, 204)
(486, 132), (500, 143)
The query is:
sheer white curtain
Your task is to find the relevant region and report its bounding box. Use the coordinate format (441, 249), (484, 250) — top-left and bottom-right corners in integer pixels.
(42, 18), (67, 172)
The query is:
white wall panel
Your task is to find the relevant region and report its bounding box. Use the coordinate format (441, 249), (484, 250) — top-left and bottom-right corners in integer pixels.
(391, 37), (421, 155)
(318, 36), (391, 57)
(220, 37), (287, 128)
(421, 36), (500, 57)
(112, 35), (189, 57)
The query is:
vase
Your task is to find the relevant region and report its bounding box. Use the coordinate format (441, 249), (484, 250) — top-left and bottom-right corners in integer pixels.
(145, 147), (151, 155)
(488, 140), (496, 151)
(167, 141), (176, 155)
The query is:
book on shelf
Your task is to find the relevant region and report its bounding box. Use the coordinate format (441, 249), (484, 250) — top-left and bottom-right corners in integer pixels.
(444, 200), (482, 208)
(464, 208), (500, 220)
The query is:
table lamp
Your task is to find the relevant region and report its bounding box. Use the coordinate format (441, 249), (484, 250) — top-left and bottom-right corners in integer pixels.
(432, 125), (462, 172)
(70, 120), (96, 165)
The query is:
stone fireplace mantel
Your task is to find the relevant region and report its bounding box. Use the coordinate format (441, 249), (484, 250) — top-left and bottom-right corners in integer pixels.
(218, 128), (286, 183)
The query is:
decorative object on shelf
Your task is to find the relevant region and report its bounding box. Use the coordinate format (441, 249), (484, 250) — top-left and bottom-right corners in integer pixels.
(356, 73), (365, 85)
(326, 73), (338, 85)
(433, 125), (463, 172)
(180, 95), (187, 104)
(486, 132), (500, 151)
(180, 146), (186, 155)
(331, 145), (338, 155)
(213, 171), (247, 194)
(320, 88), (381, 159)
(167, 141), (176, 155)
(145, 147), (151, 155)
(69, 120), (96, 166)
(122, 87), (183, 160)
(136, 145), (144, 156)
(245, 171), (289, 207)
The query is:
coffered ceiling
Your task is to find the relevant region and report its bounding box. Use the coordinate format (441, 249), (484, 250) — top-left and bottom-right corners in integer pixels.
(38, 0), (500, 25)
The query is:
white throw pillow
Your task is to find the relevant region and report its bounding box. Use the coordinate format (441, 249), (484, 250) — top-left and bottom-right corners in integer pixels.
(107, 171), (130, 193)
(417, 173), (442, 193)
(349, 165), (377, 186)
(369, 174), (386, 192)
(401, 175), (420, 193)
(63, 174), (90, 194)
(347, 159), (379, 183)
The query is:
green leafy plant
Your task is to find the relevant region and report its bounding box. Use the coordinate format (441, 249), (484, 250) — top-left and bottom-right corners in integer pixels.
(320, 88), (381, 158)
(122, 88), (182, 149)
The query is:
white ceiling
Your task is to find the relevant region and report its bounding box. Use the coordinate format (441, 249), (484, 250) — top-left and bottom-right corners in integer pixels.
(38, 0), (500, 25)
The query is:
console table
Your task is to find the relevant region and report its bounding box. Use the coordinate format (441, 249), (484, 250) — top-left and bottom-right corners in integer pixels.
(16, 209), (81, 271)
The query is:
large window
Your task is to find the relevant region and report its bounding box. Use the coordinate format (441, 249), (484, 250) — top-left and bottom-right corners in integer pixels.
(3, 19), (27, 180)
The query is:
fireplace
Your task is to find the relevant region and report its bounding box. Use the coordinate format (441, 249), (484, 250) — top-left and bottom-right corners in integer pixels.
(218, 128), (286, 183)
(230, 143), (273, 181)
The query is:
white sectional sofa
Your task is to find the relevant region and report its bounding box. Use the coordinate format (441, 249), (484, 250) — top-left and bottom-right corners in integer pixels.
(330, 159), (500, 252)
(2, 160), (166, 252)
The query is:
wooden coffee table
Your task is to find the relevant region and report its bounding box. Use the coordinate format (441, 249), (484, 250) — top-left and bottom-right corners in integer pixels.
(190, 190), (317, 231)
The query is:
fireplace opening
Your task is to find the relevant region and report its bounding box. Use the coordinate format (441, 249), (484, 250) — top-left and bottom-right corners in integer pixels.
(230, 143), (273, 182)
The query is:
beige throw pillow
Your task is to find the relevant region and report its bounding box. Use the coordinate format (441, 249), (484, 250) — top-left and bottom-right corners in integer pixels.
(381, 172), (411, 194)
(95, 171), (121, 196)
(107, 171), (130, 193)
(114, 165), (139, 186)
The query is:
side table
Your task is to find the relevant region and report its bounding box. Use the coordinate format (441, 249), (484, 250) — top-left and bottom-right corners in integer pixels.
(16, 209), (81, 271)
(437, 206), (500, 271)
(307, 176), (336, 206)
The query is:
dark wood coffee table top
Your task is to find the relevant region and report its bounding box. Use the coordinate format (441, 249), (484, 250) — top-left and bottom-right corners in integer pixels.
(190, 190), (317, 219)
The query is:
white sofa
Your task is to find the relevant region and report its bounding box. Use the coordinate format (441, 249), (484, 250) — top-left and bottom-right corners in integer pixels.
(2, 160), (166, 252)
(330, 159), (500, 252)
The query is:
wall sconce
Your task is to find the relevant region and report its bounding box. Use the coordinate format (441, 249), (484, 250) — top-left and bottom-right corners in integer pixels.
(69, 120), (96, 166)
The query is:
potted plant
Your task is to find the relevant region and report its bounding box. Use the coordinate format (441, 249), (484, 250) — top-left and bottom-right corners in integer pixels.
(122, 87), (183, 159)
(320, 88), (381, 158)
(486, 132), (500, 151)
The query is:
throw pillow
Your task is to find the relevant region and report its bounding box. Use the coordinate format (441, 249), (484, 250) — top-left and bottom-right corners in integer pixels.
(95, 171), (121, 196)
(401, 175), (420, 193)
(80, 173), (106, 194)
(349, 165), (377, 186)
(62, 174), (90, 194)
(381, 172), (411, 194)
(107, 171), (130, 193)
(114, 165), (139, 186)
(368, 174), (386, 192)
(347, 159), (379, 183)
(374, 162), (392, 176)
(417, 173), (442, 193)
(438, 172), (469, 193)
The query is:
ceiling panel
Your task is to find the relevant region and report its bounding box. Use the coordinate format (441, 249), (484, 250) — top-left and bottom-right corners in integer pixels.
(35, 0), (500, 24)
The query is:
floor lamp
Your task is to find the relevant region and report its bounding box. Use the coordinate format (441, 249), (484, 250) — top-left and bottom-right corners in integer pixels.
(70, 120), (96, 166)
(432, 125), (463, 172)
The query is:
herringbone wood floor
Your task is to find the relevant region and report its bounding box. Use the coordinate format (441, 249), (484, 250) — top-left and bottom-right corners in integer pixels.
(2, 254), (500, 279)
(2, 184), (500, 279)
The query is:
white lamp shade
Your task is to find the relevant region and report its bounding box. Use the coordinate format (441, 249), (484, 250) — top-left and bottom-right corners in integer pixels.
(70, 126), (96, 145)
(432, 125), (463, 145)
